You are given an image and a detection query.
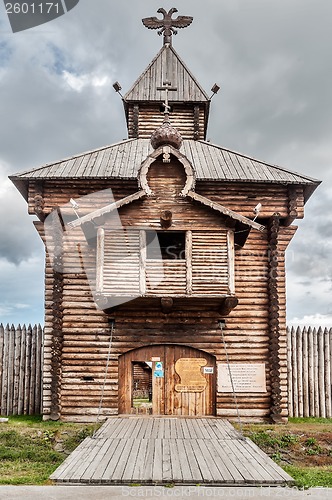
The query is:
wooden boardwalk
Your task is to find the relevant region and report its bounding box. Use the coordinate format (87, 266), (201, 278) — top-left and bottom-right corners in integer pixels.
(50, 417), (293, 485)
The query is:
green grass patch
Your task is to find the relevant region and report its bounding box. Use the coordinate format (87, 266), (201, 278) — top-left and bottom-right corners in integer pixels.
(283, 466), (332, 489)
(133, 398), (152, 409)
(63, 426), (95, 453)
(240, 420), (332, 488)
(289, 417), (332, 424)
(0, 415), (96, 484)
(4, 415), (43, 425)
(249, 430), (299, 449)
(0, 429), (64, 485)
(0, 461), (58, 485)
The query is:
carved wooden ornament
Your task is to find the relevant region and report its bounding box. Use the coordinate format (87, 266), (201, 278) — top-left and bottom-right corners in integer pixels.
(142, 8), (193, 45)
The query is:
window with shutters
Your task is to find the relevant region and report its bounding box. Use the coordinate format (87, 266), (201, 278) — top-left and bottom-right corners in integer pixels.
(96, 228), (235, 298)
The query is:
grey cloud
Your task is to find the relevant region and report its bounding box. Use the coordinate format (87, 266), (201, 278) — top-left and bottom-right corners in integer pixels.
(0, 256), (44, 324)
(296, 281), (312, 287)
(287, 227), (332, 279)
(201, 1), (332, 181)
(0, 189), (42, 264)
(315, 221), (332, 239)
(0, 40), (125, 171)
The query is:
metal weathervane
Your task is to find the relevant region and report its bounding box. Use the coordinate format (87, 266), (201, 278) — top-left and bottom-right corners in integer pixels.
(142, 8), (193, 45)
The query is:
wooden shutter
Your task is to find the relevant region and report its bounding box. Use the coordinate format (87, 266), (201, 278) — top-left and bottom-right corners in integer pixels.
(145, 260), (187, 296)
(99, 229), (140, 296)
(192, 230), (231, 295)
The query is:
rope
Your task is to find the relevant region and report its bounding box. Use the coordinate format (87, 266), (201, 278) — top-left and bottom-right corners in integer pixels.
(218, 321), (244, 438)
(93, 319), (115, 439)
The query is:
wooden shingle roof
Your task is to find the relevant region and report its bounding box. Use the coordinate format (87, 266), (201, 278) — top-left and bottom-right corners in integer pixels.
(10, 138), (320, 202)
(124, 45), (209, 103)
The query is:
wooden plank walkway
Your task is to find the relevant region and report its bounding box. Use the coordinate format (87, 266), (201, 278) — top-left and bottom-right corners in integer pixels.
(50, 417), (293, 485)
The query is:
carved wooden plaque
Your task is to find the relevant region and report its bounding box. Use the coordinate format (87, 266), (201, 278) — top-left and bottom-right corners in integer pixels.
(175, 358), (207, 392)
(218, 363), (267, 393)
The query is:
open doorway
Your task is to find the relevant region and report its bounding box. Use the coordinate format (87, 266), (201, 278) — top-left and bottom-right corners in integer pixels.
(119, 345), (216, 416)
(132, 361), (152, 414)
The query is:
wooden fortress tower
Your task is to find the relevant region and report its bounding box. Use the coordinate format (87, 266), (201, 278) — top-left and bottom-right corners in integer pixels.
(11, 9), (320, 422)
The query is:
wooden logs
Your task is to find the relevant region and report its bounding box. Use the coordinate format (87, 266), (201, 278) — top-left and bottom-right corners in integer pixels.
(287, 327), (332, 418)
(161, 297), (174, 314)
(285, 187), (299, 226)
(160, 210), (173, 228)
(267, 214), (283, 423)
(219, 296), (239, 316)
(33, 182), (45, 221)
(49, 212), (64, 421)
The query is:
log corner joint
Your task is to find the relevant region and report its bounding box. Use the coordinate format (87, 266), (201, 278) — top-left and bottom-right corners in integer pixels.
(267, 214), (283, 422)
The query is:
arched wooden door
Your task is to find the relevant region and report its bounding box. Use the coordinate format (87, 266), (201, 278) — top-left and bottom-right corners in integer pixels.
(118, 345), (216, 416)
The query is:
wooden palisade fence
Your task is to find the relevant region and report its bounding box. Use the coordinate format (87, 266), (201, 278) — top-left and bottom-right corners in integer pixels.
(0, 324), (43, 416)
(287, 326), (332, 418)
(1, 324), (332, 418)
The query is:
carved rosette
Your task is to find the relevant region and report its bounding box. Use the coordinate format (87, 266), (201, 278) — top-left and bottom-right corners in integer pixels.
(268, 214), (282, 422)
(151, 117), (183, 150)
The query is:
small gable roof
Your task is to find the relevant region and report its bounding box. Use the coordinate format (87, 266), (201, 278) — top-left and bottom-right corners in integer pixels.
(124, 45), (210, 103)
(66, 187), (264, 250)
(68, 188), (264, 234)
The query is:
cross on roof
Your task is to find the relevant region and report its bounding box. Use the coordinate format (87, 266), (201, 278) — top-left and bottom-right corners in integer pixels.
(142, 8), (193, 45)
(157, 81), (178, 115)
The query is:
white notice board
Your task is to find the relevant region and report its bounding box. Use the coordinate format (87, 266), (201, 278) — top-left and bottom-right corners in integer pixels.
(218, 363), (267, 393)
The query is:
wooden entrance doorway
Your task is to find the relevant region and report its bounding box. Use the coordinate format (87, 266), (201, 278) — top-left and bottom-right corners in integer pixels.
(118, 345), (216, 415)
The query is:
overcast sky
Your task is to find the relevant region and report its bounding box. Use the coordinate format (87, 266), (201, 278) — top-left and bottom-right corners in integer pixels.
(0, 0), (331, 327)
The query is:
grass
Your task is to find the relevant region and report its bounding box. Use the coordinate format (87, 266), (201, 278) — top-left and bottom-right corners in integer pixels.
(0, 415), (96, 485)
(1, 415), (332, 487)
(283, 466), (332, 489)
(133, 398), (151, 408)
(289, 417), (332, 424)
(249, 430), (299, 449)
(240, 418), (332, 489)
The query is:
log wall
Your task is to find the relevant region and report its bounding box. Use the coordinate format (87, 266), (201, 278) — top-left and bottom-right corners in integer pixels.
(2, 324), (331, 419)
(127, 104), (206, 140)
(28, 177), (304, 223)
(28, 177), (305, 223)
(28, 180), (138, 217)
(28, 158), (302, 422)
(195, 182), (305, 220)
(39, 223), (292, 422)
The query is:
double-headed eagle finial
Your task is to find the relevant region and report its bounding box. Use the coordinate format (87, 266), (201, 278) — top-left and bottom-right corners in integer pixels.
(142, 8), (193, 45)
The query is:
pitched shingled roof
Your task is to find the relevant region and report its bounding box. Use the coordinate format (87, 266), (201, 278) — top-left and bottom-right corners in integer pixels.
(124, 44), (210, 103)
(10, 138), (320, 202)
